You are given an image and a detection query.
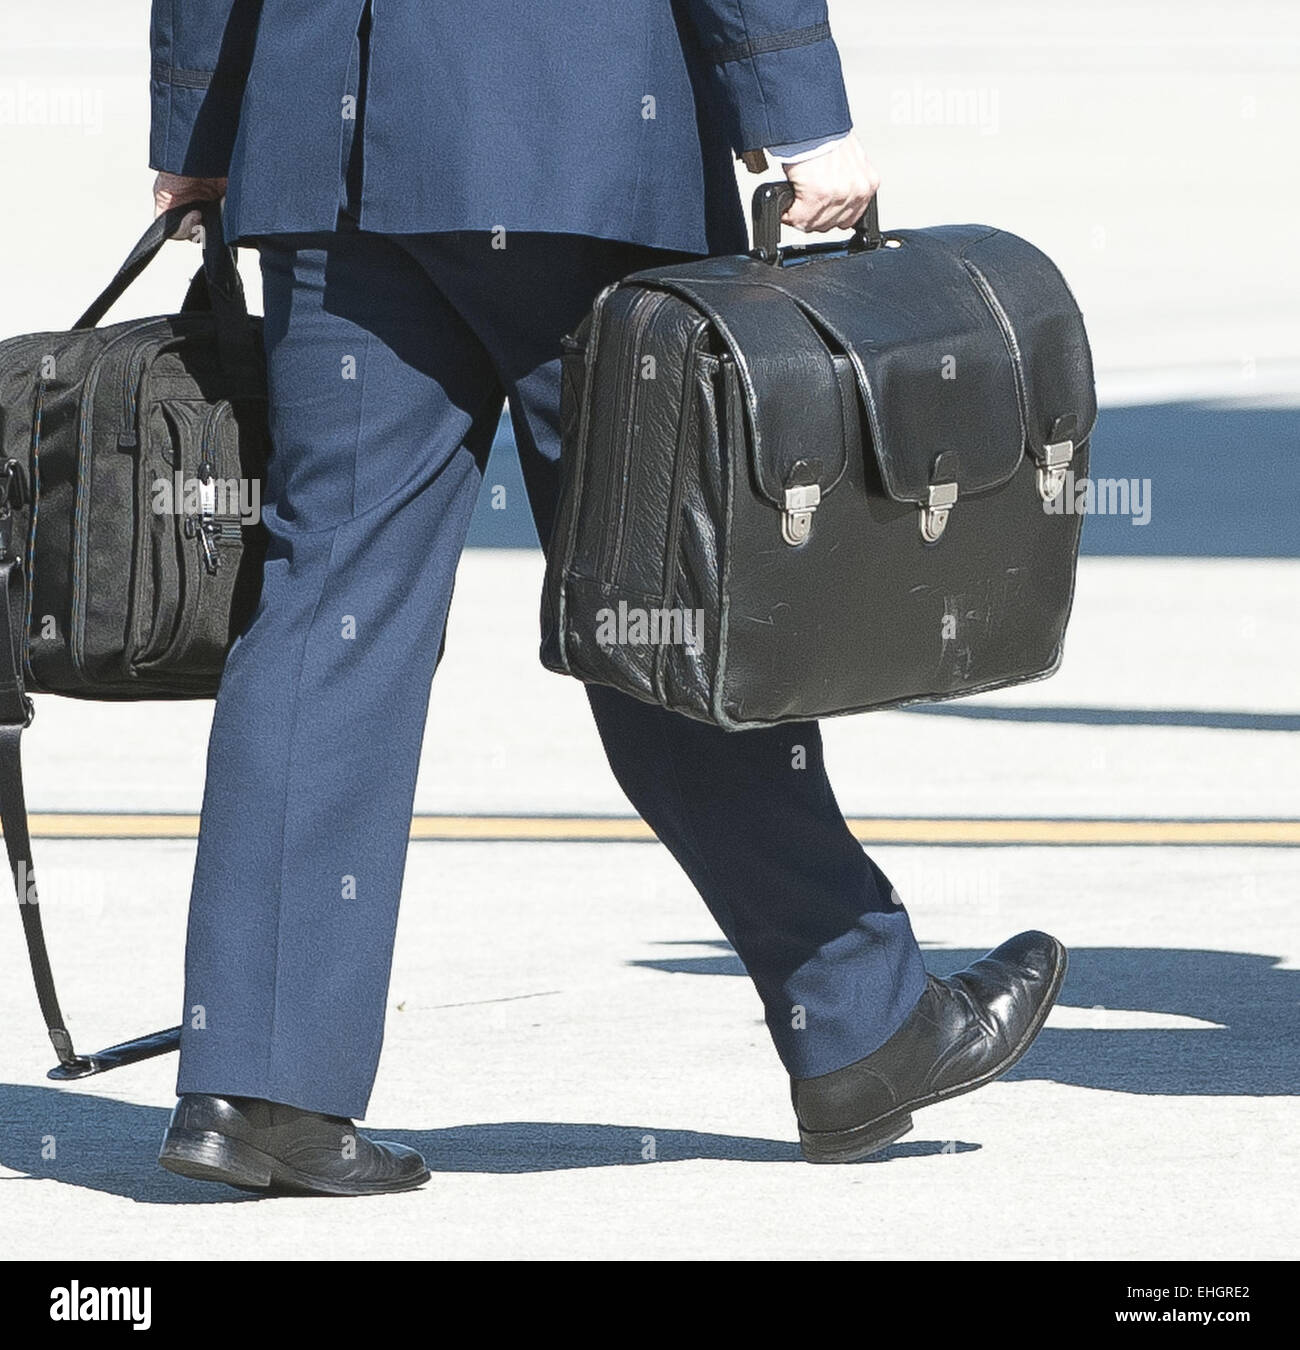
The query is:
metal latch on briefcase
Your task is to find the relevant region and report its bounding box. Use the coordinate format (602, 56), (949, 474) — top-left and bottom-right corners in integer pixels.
(1036, 415), (1079, 502)
(919, 482), (958, 543)
(782, 484), (821, 545)
(1037, 439), (1074, 502)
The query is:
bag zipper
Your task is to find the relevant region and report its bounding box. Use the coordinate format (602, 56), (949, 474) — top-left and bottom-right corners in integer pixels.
(119, 322), (257, 454)
(70, 319), (167, 673)
(117, 337), (168, 450)
(182, 402), (235, 576)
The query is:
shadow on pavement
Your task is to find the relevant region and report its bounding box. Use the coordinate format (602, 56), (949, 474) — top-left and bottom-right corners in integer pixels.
(634, 943), (1299, 1096)
(0, 1088), (974, 1203)
(12, 937), (1284, 1201)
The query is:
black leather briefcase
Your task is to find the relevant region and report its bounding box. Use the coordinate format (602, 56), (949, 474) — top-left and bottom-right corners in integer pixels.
(542, 184), (1096, 729)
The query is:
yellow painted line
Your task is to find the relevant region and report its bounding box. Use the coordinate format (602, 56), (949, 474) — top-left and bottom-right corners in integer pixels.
(23, 813), (203, 839)
(408, 816), (656, 842)
(5, 813), (1299, 846)
(845, 818), (1300, 846)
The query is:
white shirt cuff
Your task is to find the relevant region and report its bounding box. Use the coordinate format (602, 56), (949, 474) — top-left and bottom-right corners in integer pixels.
(766, 131), (853, 165)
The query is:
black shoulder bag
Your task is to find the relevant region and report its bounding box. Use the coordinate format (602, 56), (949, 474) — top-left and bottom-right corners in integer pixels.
(0, 200), (269, 1077)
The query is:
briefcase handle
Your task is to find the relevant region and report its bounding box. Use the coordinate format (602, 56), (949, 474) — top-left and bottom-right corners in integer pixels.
(750, 181), (882, 264)
(73, 200), (253, 368)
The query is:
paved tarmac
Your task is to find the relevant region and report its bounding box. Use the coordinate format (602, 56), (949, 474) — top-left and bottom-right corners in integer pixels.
(0, 2), (1295, 1260)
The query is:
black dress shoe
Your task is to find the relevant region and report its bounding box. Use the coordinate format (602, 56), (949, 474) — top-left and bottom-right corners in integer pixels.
(793, 930), (1067, 1163)
(158, 1094), (430, 1196)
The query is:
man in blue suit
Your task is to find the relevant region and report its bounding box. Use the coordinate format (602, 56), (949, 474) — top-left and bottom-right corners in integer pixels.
(152, 1), (1065, 1194)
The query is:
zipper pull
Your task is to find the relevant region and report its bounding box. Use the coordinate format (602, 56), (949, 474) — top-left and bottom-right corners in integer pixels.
(197, 521), (220, 574)
(198, 461), (219, 572)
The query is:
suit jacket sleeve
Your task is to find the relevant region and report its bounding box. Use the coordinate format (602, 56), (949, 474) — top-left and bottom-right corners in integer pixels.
(678, 0), (852, 153)
(150, 0), (263, 177)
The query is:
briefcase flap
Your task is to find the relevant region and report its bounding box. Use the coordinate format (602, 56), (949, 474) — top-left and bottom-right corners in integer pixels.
(631, 224), (1095, 514)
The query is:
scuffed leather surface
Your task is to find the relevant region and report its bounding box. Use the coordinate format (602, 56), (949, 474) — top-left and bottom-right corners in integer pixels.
(955, 228), (1098, 456)
(625, 224), (1094, 505)
(637, 273), (850, 508)
(541, 219), (1094, 728)
(717, 434), (1089, 725)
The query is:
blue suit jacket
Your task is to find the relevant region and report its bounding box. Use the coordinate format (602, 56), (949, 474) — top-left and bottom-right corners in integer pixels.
(149, 0), (852, 255)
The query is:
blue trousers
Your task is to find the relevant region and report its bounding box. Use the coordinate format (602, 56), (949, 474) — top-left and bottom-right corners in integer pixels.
(176, 224), (928, 1117)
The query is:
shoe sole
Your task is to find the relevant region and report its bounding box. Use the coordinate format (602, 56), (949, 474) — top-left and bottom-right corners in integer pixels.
(158, 1128), (431, 1196)
(799, 938), (1069, 1164)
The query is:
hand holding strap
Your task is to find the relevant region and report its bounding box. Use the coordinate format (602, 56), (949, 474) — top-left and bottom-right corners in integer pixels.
(74, 200), (255, 376)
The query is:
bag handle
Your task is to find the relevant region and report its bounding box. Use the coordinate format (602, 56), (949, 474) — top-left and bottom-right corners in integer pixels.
(750, 181), (882, 265)
(74, 201), (251, 353)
